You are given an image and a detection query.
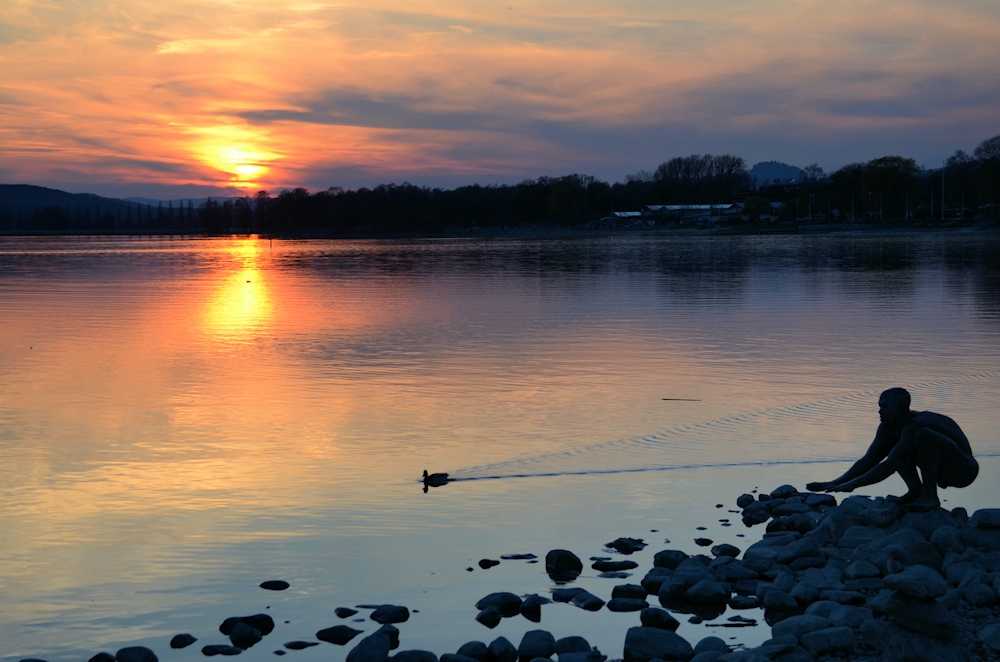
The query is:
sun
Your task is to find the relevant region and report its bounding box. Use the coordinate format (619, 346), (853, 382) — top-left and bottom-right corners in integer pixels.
(191, 125), (279, 190)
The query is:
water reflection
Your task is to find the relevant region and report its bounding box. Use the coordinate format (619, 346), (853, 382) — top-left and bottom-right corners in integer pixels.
(0, 234), (999, 661)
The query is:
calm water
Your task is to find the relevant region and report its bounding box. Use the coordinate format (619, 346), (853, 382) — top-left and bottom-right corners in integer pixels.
(1, 233), (999, 661)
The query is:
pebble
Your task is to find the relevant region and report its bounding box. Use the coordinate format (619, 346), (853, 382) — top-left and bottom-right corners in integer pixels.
(170, 634), (197, 649)
(475, 592), (522, 617)
(115, 648), (158, 662)
(545, 550), (583, 579)
(317, 625), (363, 645)
(371, 605), (409, 624)
(337, 607), (360, 618)
(475, 606), (503, 629)
(694, 538), (713, 547)
(478, 559), (500, 569)
(230, 622), (262, 650)
(202, 645), (242, 657)
(260, 580), (290, 591)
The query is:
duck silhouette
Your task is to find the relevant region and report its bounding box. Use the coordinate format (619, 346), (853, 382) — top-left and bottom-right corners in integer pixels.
(422, 470), (449, 489)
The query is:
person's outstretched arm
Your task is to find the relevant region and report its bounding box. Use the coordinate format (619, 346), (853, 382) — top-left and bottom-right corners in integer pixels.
(806, 423), (894, 492)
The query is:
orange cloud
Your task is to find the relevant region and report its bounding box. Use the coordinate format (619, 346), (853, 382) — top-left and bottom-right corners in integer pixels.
(1, 0), (999, 195)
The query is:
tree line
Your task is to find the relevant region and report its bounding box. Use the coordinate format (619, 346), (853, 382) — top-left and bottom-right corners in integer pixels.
(2, 134), (998, 234)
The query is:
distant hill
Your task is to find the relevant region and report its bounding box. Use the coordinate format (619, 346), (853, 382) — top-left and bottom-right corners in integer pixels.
(0, 184), (195, 232)
(750, 161), (802, 186)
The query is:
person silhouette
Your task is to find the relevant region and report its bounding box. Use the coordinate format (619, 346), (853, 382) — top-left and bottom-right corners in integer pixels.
(806, 387), (978, 511)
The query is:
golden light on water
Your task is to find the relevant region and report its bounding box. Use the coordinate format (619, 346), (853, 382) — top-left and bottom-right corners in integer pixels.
(204, 240), (274, 339)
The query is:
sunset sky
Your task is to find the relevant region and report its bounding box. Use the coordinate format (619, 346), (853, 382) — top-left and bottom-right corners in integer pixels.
(2, 0), (999, 198)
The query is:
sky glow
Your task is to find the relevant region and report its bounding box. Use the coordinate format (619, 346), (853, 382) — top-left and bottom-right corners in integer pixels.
(2, 0), (999, 197)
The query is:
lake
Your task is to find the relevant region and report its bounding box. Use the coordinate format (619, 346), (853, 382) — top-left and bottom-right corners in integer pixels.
(1, 233), (999, 661)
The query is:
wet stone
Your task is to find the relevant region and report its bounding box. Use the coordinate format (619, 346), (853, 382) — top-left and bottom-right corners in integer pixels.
(545, 550), (583, 579)
(394, 652), (438, 662)
(554, 637), (591, 655)
(476, 606), (503, 629)
(90, 655), (116, 662)
(456, 642), (488, 661)
(230, 622), (263, 650)
(171, 634), (198, 649)
(260, 580), (290, 591)
(694, 539), (713, 547)
(612, 584), (648, 600)
(337, 608), (360, 618)
(284, 642), (319, 650)
(640, 608), (680, 631)
(202, 646), (243, 657)
(592, 560), (638, 572)
(371, 605), (409, 624)
(317, 625), (364, 645)
(476, 593), (523, 617)
(607, 598), (649, 612)
(479, 559), (501, 569)
(606, 538), (648, 554)
(116, 647), (158, 662)
(487, 637), (517, 662)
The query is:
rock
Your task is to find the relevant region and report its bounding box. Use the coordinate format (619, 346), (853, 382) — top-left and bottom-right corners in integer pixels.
(520, 594), (548, 623)
(771, 503), (812, 517)
(971, 508), (1000, 528)
(770, 615), (831, 640)
(715, 562), (757, 582)
(593, 560), (639, 572)
(613, 584), (648, 599)
(371, 605), (409, 624)
(170, 634), (197, 649)
(487, 637), (517, 662)
(742, 502), (770, 526)
(457, 643), (488, 661)
(115, 649), (157, 662)
(770, 485), (798, 499)
(693, 637), (726, 654)
(959, 526), (1000, 552)
(762, 590), (797, 612)
(860, 499), (902, 528)
(683, 581), (729, 605)
(518, 630), (556, 661)
(710, 544), (739, 558)
(607, 598), (650, 612)
(860, 618), (888, 648)
(843, 559), (880, 579)
(606, 538), (648, 554)
(375, 624), (400, 650)
(220, 614), (275, 636)
(930, 526), (964, 556)
(774, 538), (819, 565)
(881, 622), (968, 662)
(318, 625), (364, 645)
(569, 590), (605, 611)
(552, 588), (584, 603)
(90, 654), (116, 662)
(827, 605), (872, 628)
(285, 642), (320, 650)
(201, 645), (242, 656)
(260, 580), (289, 591)
(554, 638), (591, 655)
(736, 494), (755, 508)
(347, 631), (393, 662)
(870, 590), (955, 640)
(442, 656), (481, 662)
(853, 528), (942, 572)
(787, 555), (825, 571)
(979, 625), (1000, 651)
(477, 606), (503, 628)
(817, 590), (865, 605)
(805, 494), (836, 508)
(640, 608), (680, 631)
(641, 568), (673, 594)
(963, 582), (998, 607)
(728, 595), (758, 609)
(839, 525), (887, 549)
(653, 550), (689, 570)
(230, 622), (262, 649)
(799, 626), (853, 654)
(546, 550), (583, 578)
(501, 553), (538, 560)
(337, 607), (360, 618)
(476, 593), (523, 617)
(694, 538), (713, 547)
(944, 560), (985, 584)
(479, 559), (501, 569)
(884, 565), (948, 599)
(394, 651), (437, 662)
(789, 582), (818, 605)
(689, 654), (721, 662)
(623, 627), (694, 662)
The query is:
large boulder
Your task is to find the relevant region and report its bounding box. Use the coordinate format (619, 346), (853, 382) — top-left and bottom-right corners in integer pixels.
(653, 550), (689, 570)
(770, 615), (831, 640)
(518, 631), (555, 661)
(487, 638), (518, 662)
(971, 509), (1000, 529)
(623, 627), (694, 662)
(799, 627), (854, 654)
(476, 593), (523, 617)
(347, 632), (393, 662)
(546, 550), (583, 578)
(850, 528), (942, 573)
(640, 608), (680, 631)
(870, 590), (955, 640)
(457, 642), (488, 661)
(883, 565), (948, 600)
(774, 538), (819, 565)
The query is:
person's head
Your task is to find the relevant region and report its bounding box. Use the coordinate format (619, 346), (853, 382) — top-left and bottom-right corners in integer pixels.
(878, 388), (911, 424)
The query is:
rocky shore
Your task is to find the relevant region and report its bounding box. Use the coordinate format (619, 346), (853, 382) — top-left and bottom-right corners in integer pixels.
(22, 485), (1000, 662)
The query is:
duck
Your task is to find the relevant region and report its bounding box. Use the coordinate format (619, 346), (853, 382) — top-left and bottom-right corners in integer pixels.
(422, 470), (449, 487)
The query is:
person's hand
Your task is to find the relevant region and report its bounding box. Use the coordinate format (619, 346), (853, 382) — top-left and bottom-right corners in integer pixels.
(806, 481), (830, 492)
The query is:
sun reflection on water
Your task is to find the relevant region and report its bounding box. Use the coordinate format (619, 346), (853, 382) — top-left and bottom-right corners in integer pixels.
(204, 239), (274, 341)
